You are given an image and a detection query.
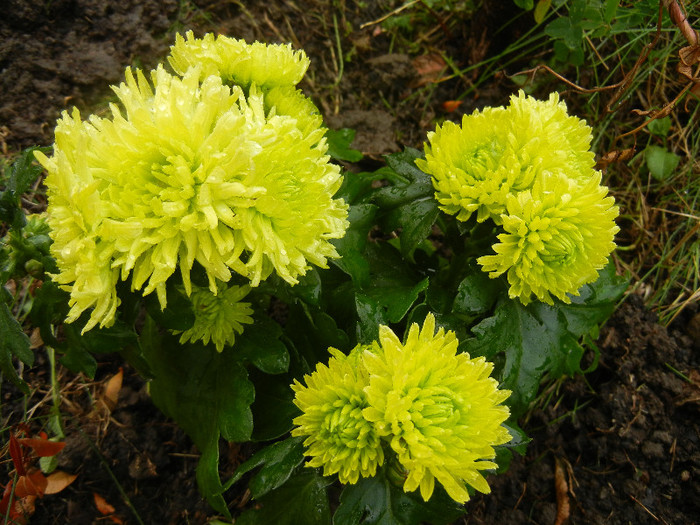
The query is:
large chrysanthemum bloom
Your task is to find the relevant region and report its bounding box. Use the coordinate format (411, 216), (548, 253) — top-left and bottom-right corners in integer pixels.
(168, 31), (310, 90)
(478, 172), (619, 304)
(36, 64), (347, 331)
(34, 110), (120, 330)
(417, 91), (599, 224)
(173, 283), (254, 352)
(505, 91), (596, 184)
(416, 107), (517, 223)
(362, 314), (512, 503)
(291, 346), (385, 484)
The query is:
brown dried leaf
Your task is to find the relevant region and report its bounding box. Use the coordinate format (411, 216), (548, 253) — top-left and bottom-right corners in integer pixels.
(554, 458), (571, 525)
(412, 54), (446, 87)
(44, 471), (78, 495)
(29, 328), (43, 349)
(103, 367), (123, 412)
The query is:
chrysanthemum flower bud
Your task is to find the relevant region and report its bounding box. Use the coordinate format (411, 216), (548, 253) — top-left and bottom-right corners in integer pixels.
(173, 283), (254, 352)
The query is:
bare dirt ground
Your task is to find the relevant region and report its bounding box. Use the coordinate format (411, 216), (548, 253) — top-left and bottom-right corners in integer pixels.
(1, 1), (699, 523)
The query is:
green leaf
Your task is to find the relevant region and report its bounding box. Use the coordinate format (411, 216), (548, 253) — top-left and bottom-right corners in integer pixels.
(645, 145), (680, 181)
(141, 320), (255, 516)
(260, 268), (322, 307)
(464, 299), (564, 416)
(387, 197), (440, 261)
(0, 147), (50, 228)
(332, 203), (377, 287)
(534, 0), (552, 23)
(334, 469), (464, 525)
(0, 300), (32, 394)
(338, 170), (384, 205)
(225, 436), (305, 498)
(236, 316), (289, 374)
(558, 261), (627, 336)
(249, 370), (300, 441)
(453, 267), (501, 316)
(544, 16), (573, 40)
(284, 303), (351, 378)
(513, 0), (534, 9)
(604, 0), (619, 23)
(359, 242), (429, 324)
(59, 331), (98, 378)
(464, 264), (626, 417)
(80, 320), (138, 354)
(28, 279), (70, 348)
(647, 116), (672, 137)
(326, 128), (364, 162)
(373, 149), (433, 210)
(236, 470), (331, 525)
(144, 284), (195, 331)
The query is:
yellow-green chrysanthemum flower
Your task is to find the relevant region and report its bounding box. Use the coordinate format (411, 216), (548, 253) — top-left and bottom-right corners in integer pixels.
(362, 314), (512, 503)
(291, 346), (385, 484)
(417, 90), (599, 224)
(505, 90), (596, 184)
(169, 31), (310, 90)
(36, 62), (348, 331)
(477, 172), (619, 305)
(416, 107), (513, 223)
(173, 283), (254, 352)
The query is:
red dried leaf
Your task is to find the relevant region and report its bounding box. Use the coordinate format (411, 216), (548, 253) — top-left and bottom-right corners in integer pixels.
(14, 470), (48, 499)
(94, 492), (116, 515)
(9, 432), (26, 476)
(441, 100), (463, 112)
(17, 437), (66, 458)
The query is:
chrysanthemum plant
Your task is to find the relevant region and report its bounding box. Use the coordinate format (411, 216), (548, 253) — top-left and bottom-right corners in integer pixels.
(0, 32), (628, 524)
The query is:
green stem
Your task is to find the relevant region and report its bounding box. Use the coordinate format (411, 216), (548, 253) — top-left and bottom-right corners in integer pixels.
(47, 345), (65, 439)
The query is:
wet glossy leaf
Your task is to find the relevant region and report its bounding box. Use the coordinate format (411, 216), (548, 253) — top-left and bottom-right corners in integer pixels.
(226, 436), (305, 498)
(249, 370), (299, 441)
(334, 469), (463, 525)
(559, 262), (628, 336)
(236, 316), (288, 374)
(144, 284), (194, 331)
(464, 299), (565, 416)
(373, 148), (433, 209)
(453, 268), (501, 316)
(326, 128), (363, 162)
(359, 242), (429, 323)
(332, 203), (377, 287)
(236, 470), (331, 525)
(465, 265), (626, 416)
(141, 319), (255, 517)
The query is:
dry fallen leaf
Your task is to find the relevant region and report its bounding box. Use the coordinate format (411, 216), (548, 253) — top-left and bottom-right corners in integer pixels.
(94, 492), (116, 515)
(554, 458), (571, 525)
(103, 367), (123, 412)
(44, 471), (78, 495)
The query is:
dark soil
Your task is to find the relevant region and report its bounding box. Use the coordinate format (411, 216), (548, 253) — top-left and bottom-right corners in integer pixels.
(1, 1), (699, 524)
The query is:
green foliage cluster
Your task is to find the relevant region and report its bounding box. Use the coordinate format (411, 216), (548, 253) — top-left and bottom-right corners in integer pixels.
(0, 130), (627, 523)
